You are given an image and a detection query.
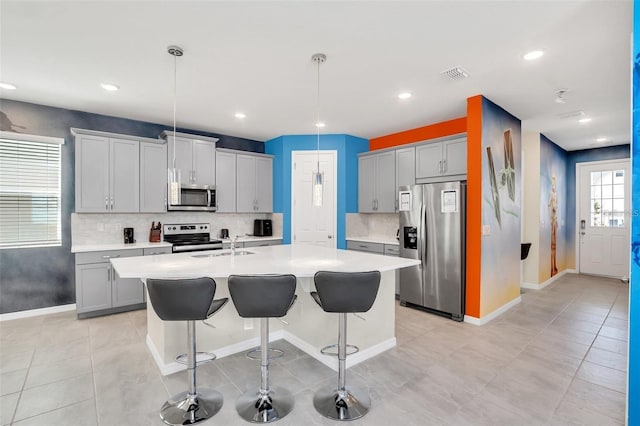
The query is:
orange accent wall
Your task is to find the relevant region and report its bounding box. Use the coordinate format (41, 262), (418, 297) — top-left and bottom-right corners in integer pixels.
(369, 117), (467, 150)
(465, 95), (483, 318)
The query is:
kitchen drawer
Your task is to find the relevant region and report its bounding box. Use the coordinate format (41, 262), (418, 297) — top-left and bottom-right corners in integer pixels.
(143, 247), (172, 256)
(384, 244), (400, 256)
(346, 241), (384, 254)
(243, 239), (282, 248)
(76, 249), (143, 265)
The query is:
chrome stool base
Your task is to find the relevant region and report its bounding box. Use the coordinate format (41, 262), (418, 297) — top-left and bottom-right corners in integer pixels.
(159, 388), (223, 425)
(236, 386), (294, 423)
(313, 385), (370, 421)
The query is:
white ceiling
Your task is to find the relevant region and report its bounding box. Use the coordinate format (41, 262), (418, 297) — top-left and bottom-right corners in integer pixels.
(0, 1), (632, 151)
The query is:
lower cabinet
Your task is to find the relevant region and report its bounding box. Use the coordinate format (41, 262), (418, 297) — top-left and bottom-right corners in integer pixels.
(347, 240), (400, 295)
(75, 247), (170, 318)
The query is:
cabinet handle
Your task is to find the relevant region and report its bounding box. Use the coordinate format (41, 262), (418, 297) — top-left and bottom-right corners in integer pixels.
(359, 245), (368, 248)
(163, 196), (167, 209)
(442, 159), (446, 173)
(107, 268), (111, 283)
(371, 200), (375, 211)
(193, 170), (196, 183)
(101, 254), (121, 259)
(105, 196), (109, 211)
(110, 197), (114, 210)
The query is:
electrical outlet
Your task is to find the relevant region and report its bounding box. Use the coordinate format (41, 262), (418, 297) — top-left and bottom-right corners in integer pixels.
(482, 225), (491, 236)
(243, 319), (253, 330)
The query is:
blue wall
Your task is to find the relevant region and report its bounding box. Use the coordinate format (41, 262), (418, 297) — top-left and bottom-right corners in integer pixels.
(0, 99), (264, 314)
(629, 1), (639, 422)
(564, 144), (631, 269)
(264, 134), (369, 248)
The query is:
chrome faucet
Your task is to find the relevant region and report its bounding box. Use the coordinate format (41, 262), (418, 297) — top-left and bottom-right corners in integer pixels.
(230, 236), (238, 256)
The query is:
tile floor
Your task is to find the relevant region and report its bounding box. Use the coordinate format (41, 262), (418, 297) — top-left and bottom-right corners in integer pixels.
(0, 273), (628, 425)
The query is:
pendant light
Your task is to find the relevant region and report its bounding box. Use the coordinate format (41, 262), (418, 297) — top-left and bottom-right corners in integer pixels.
(167, 45), (183, 205)
(312, 53), (326, 207)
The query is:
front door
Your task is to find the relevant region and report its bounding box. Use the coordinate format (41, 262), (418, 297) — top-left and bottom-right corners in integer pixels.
(292, 151), (336, 248)
(578, 159), (631, 278)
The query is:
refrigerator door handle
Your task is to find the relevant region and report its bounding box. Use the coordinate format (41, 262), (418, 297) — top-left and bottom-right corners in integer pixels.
(418, 202), (426, 269)
(421, 201), (428, 269)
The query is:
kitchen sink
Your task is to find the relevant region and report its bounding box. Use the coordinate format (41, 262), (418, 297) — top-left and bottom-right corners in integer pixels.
(192, 250), (254, 258)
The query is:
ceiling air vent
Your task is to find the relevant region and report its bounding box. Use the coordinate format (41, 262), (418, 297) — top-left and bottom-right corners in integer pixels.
(557, 110), (585, 119)
(440, 66), (470, 81)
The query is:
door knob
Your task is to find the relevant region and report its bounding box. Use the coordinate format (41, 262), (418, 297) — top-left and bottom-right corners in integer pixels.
(328, 235), (333, 239)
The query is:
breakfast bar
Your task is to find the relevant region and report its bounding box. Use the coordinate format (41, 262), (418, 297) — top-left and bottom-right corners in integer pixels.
(111, 244), (419, 375)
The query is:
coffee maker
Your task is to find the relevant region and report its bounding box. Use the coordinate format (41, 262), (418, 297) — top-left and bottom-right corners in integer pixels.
(124, 227), (135, 244)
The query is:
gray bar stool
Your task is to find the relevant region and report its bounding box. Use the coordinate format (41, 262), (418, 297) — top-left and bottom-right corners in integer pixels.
(228, 274), (297, 423)
(146, 277), (228, 425)
(311, 270), (381, 421)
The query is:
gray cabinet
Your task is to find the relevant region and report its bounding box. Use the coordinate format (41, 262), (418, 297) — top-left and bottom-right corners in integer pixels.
(236, 153), (273, 213)
(358, 151), (396, 213)
(75, 134), (139, 213)
(395, 147), (415, 211)
(416, 137), (467, 181)
(215, 149), (237, 213)
(162, 131), (218, 186)
(140, 141), (168, 212)
(143, 246), (172, 256)
(75, 249), (144, 317)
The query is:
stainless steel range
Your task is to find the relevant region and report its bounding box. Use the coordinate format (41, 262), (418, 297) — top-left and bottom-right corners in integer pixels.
(163, 223), (223, 253)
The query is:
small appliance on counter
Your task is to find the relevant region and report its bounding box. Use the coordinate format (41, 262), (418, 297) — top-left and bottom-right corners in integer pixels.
(220, 228), (229, 239)
(124, 227), (135, 244)
(253, 219), (272, 237)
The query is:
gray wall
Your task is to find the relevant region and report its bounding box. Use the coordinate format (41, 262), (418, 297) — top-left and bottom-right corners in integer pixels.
(0, 99), (264, 314)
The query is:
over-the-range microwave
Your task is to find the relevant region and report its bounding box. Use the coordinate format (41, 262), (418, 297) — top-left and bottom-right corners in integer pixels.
(167, 184), (216, 211)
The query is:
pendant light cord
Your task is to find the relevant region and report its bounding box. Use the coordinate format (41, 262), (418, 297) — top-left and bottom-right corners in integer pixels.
(316, 56), (321, 174)
(172, 52), (177, 170)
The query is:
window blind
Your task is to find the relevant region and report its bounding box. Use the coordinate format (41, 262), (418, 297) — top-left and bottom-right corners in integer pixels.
(0, 132), (64, 249)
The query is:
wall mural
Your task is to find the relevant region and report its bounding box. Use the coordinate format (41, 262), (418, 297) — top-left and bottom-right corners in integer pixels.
(480, 97), (521, 315)
(539, 135), (567, 282)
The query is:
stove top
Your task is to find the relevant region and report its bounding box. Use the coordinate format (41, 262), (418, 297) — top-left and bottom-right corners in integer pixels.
(163, 223), (223, 253)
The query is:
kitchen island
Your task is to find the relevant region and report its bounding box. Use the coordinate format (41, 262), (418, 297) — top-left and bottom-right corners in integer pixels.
(111, 244), (419, 375)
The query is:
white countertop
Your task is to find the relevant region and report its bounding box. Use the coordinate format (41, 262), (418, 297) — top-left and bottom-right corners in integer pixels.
(71, 241), (172, 253)
(346, 236), (400, 246)
(111, 244), (419, 279)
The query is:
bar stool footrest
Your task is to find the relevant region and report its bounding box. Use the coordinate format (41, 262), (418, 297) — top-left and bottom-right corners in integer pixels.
(320, 343), (359, 357)
(246, 347), (284, 361)
(175, 352), (217, 366)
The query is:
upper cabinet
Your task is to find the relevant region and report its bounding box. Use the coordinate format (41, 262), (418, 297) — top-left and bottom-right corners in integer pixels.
(74, 131), (140, 213)
(358, 150), (396, 213)
(416, 136), (467, 182)
(215, 149), (237, 213)
(236, 153), (273, 213)
(161, 131), (218, 186)
(140, 141), (168, 213)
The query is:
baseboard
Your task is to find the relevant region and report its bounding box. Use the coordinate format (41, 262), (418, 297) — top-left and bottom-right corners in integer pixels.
(464, 296), (522, 326)
(281, 330), (396, 372)
(147, 330), (286, 376)
(520, 269), (570, 291)
(0, 304), (76, 322)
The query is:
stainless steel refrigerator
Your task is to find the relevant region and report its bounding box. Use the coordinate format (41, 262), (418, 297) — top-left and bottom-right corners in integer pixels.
(398, 182), (466, 321)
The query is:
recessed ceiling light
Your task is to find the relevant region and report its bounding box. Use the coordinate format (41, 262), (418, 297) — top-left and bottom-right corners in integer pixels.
(0, 82), (17, 90)
(523, 50), (544, 61)
(234, 112), (246, 119)
(397, 92), (412, 100)
(596, 137), (607, 142)
(315, 122), (326, 128)
(100, 83), (119, 91)
(578, 117), (592, 124)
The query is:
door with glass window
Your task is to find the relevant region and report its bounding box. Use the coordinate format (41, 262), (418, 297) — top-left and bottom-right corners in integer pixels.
(578, 160), (631, 278)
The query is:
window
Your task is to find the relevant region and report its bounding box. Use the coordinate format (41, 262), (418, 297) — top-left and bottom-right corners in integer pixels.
(590, 169), (625, 228)
(0, 132), (64, 248)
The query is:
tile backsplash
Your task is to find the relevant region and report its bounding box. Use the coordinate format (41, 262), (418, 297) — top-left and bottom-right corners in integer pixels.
(72, 212), (283, 245)
(346, 213), (399, 240)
